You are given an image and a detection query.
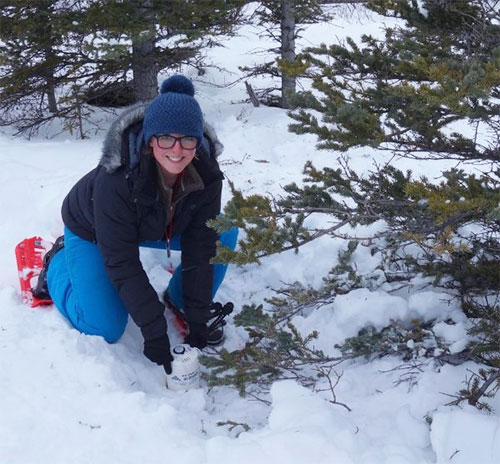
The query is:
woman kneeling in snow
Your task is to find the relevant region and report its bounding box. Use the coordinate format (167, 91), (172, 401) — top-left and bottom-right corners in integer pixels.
(34, 75), (238, 375)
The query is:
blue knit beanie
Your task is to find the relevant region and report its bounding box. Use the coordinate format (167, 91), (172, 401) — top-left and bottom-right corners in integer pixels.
(143, 75), (204, 146)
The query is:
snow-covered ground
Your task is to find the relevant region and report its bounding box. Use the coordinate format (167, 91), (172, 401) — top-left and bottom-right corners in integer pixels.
(1, 5), (499, 464)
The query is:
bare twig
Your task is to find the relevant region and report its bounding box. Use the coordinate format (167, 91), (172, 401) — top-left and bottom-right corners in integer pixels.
(314, 365), (352, 411)
(245, 81), (260, 107)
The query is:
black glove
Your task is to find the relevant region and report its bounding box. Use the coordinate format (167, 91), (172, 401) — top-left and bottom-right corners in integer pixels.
(185, 322), (208, 349)
(143, 335), (174, 374)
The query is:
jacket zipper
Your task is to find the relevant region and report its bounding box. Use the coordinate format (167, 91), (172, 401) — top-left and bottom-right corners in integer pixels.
(165, 172), (184, 258)
(166, 203), (174, 258)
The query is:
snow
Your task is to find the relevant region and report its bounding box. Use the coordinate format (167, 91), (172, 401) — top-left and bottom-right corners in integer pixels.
(1, 5), (499, 464)
(431, 409), (500, 464)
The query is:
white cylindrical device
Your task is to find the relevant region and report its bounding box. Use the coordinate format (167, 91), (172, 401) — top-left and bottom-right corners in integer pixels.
(166, 344), (201, 391)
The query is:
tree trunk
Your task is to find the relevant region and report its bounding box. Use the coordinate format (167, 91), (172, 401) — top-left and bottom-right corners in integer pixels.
(131, 0), (158, 102)
(46, 73), (58, 113)
(280, 0), (296, 109)
(42, 18), (58, 113)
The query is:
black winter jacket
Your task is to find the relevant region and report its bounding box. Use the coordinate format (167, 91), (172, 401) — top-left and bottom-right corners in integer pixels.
(61, 104), (224, 342)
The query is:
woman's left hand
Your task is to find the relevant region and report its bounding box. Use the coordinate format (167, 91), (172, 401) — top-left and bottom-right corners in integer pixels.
(185, 323), (208, 349)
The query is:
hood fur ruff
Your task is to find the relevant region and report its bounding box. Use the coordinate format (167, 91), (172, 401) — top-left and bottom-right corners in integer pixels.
(100, 103), (224, 173)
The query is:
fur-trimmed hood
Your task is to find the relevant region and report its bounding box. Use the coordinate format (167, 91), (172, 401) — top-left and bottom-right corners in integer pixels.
(99, 103), (224, 173)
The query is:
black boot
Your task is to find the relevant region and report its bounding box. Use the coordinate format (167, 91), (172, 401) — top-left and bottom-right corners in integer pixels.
(32, 236), (65, 300)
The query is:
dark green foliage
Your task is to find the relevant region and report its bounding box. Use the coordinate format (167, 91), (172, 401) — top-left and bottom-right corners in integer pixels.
(84, 0), (244, 72)
(254, 0), (324, 24)
(0, 0), (244, 136)
(214, 161), (500, 263)
(240, 0), (331, 107)
(209, 180), (310, 264)
(201, 303), (344, 399)
(203, 242), (386, 400)
(287, 4), (500, 404)
(335, 319), (447, 361)
(0, 0), (86, 135)
(289, 0), (500, 161)
(467, 300), (500, 367)
(209, 1), (499, 410)
(212, 164), (500, 407)
(448, 368), (500, 412)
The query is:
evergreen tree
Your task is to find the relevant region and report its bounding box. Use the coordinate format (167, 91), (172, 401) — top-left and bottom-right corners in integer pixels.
(242, 1), (368, 108)
(0, 0), (87, 136)
(0, 0), (244, 136)
(288, 0), (500, 161)
(241, 0), (331, 108)
(209, 0), (500, 409)
(83, 0), (245, 104)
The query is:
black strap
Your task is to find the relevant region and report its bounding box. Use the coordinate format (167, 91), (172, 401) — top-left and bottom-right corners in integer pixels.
(207, 302), (234, 334)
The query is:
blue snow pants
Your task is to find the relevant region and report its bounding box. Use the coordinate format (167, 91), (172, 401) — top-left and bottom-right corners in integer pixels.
(47, 226), (238, 343)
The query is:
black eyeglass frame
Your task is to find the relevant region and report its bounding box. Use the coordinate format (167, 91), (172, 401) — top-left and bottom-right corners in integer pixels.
(153, 134), (198, 150)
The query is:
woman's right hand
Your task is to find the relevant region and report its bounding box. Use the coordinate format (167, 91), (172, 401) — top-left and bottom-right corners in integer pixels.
(143, 335), (174, 374)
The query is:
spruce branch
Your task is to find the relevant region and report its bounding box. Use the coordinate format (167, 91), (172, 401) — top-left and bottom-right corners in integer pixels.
(446, 368), (500, 412)
(208, 0), (500, 411)
(201, 303), (348, 407)
(216, 420), (251, 437)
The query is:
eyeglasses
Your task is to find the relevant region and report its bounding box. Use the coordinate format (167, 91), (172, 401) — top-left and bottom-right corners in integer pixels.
(154, 134), (198, 150)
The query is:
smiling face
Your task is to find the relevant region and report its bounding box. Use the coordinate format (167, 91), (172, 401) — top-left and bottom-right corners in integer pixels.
(150, 133), (197, 179)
